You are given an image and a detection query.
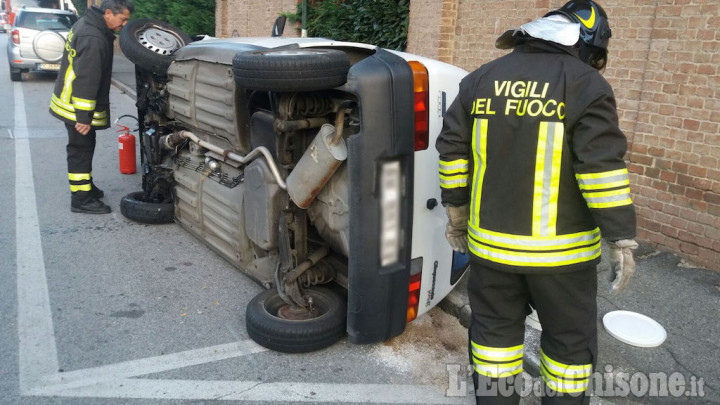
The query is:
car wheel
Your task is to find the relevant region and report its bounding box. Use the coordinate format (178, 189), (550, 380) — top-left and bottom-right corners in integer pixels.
(119, 19), (191, 74)
(232, 48), (350, 92)
(120, 191), (174, 224)
(10, 69), (21, 82)
(246, 286), (346, 353)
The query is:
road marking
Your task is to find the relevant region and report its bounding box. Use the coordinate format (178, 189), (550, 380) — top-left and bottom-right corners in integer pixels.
(37, 340), (268, 389)
(30, 380), (464, 403)
(14, 82), (466, 404)
(15, 82), (60, 393)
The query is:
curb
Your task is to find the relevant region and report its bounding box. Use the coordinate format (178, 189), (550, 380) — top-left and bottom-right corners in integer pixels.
(111, 77), (136, 99)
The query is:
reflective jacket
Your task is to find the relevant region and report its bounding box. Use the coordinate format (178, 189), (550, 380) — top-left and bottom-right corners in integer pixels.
(49, 6), (115, 129)
(436, 39), (636, 274)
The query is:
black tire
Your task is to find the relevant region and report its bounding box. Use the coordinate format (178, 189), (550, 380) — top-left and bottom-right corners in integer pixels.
(246, 287), (346, 353)
(232, 49), (350, 92)
(120, 191), (174, 224)
(10, 70), (21, 82)
(119, 19), (191, 74)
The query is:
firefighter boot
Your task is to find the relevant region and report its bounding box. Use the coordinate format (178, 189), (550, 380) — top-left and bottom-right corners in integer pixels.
(71, 191), (111, 214)
(90, 182), (105, 199)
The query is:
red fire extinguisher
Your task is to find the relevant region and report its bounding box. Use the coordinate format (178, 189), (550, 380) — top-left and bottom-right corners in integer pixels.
(117, 124), (136, 174)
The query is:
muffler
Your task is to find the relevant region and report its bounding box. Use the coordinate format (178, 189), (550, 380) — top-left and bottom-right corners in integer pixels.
(286, 124), (348, 209)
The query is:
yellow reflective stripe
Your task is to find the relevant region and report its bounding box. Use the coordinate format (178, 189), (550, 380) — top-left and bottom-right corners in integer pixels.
(439, 159), (469, 175)
(548, 122), (563, 236)
(473, 359), (523, 378)
(541, 349), (592, 377)
(532, 122), (547, 236)
(72, 96), (96, 111)
(69, 184), (92, 192)
(61, 62), (75, 103)
(439, 173), (468, 188)
(541, 372), (589, 393)
(576, 168), (628, 181)
(50, 101), (77, 121)
(52, 94), (75, 111)
(532, 122), (564, 237)
(468, 224), (600, 252)
(68, 173), (91, 181)
(578, 178), (629, 191)
(584, 188), (633, 208)
(471, 342), (523, 362)
(468, 238), (601, 267)
(91, 118), (108, 126)
(470, 119), (488, 228)
(93, 110), (107, 119)
(577, 169), (630, 191)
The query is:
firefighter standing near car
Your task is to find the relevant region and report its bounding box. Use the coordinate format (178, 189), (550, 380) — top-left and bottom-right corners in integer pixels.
(436, 1), (637, 404)
(49, 0), (133, 214)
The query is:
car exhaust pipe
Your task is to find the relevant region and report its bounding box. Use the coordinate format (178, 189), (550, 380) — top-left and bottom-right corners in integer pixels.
(160, 130), (288, 190)
(286, 123), (348, 209)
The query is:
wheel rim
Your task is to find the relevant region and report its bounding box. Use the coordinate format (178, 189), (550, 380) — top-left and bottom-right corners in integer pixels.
(138, 27), (183, 55)
(265, 291), (332, 321)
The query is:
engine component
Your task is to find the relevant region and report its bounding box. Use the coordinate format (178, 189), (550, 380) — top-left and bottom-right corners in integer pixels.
(286, 124), (348, 209)
(244, 159), (285, 251)
(160, 130), (287, 189)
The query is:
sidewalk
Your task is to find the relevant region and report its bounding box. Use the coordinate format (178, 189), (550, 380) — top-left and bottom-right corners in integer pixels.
(112, 53), (720, 404)
(112, 53), (137, 98)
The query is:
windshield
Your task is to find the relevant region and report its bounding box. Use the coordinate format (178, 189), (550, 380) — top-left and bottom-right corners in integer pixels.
(16, 12), (77, 30)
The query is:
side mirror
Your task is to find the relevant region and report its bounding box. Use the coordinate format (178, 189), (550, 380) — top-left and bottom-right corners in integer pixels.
(271, 16), (286, 37)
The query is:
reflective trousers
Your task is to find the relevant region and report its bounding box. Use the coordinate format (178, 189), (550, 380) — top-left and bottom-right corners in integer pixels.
(66, 123), (97, 202)
(468, 262), (597, 405)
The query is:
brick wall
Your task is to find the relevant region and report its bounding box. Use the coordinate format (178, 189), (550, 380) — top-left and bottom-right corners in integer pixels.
(215, 0), (299, 38)
(408, 0), (720, 270)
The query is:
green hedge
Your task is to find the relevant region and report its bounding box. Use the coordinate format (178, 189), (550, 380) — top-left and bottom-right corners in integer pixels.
(289, 0), (409, 51)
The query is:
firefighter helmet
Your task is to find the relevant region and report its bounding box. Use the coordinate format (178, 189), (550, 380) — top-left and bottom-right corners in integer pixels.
(546, 0), (612, 69)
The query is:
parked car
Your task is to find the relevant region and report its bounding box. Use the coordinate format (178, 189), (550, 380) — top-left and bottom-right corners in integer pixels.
(6, 7), (77, 81)
(118, 18), (470, 353)
(0, 13), (9, 33)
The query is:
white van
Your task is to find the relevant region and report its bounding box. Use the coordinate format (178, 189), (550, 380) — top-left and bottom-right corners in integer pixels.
(118, 18), (469, 353)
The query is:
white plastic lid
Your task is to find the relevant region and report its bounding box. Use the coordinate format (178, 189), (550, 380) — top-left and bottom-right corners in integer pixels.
(602, 310), (667, 348)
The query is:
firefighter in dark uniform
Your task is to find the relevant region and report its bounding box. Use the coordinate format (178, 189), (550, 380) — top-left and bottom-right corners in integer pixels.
(49, 0), (133, 214)
(436, 1), (637, 403)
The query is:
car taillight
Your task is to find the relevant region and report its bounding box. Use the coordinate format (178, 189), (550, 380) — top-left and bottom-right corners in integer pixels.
(409, 61), (429, 151)
(406, 258), (423, 322)
(11, 29), (20, 44)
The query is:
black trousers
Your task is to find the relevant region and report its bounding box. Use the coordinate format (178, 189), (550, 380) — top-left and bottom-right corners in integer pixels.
(65, 123), (96, 201)
(468, 262), (597, 405)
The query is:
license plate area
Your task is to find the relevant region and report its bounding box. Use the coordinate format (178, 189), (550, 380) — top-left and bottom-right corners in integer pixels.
(39, 63), (60, 71)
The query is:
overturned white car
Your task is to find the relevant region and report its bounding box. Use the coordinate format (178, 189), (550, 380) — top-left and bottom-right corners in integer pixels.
(118, 18), (469, 352)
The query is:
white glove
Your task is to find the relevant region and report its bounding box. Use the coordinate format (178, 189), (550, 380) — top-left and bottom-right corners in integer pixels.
(608, 239), (639, 293)
(445, 205), (469, 254)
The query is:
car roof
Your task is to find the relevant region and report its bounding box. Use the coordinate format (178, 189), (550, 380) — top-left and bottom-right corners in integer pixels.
(17, 7), (75, 15)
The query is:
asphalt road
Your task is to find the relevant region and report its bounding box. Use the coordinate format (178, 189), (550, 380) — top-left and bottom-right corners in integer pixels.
(0, 34), (474, 405)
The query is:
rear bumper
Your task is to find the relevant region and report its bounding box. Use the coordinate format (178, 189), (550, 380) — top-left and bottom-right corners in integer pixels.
(344, 49), (415, 344)
(7, 46), (55, 71)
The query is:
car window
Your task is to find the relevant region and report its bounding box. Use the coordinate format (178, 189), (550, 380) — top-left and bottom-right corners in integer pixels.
(15, 12), (77, 30)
